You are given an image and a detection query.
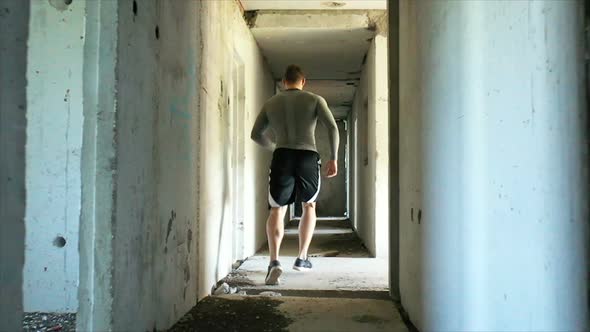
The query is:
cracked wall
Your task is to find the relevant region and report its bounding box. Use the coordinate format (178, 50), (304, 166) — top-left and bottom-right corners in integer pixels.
(197, 0), (275, 301)
(109, 0), (273, 330)
(111, 1), (201, 330)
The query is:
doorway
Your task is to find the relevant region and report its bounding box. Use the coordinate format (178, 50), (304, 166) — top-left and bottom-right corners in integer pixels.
(230, 51), (246, 263)
(290, 120), (349, 220)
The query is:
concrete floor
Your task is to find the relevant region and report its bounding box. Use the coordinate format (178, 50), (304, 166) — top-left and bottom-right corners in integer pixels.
(168, 220), (408, 331)
(234, 220), (388, 293)
(169, 295), (408, 332)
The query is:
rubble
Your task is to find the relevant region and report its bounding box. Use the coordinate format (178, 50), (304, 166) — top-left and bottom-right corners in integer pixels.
(23, 312), (75, 332)
(309, 250), (340, 257)
(213, 282), (231, 295)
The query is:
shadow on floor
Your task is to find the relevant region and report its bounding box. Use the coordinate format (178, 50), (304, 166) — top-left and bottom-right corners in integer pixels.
(256, 219), (371, 258)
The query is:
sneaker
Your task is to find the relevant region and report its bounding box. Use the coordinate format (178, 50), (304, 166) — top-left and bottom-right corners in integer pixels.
(265, 260), (283, 285)
(293, 257), (312, 271)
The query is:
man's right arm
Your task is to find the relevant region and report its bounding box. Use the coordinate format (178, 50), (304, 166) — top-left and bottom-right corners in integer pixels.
(316, 96), (339, 178)
(316, 96), (340, 161)
(250, 108), (275, 150)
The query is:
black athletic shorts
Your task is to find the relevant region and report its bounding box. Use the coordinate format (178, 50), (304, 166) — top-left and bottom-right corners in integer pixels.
(268, 148), (321, 208)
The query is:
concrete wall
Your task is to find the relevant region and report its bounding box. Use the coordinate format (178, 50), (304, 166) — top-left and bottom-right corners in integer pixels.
(77, 0), (118, 330)
(109, 1), (202, 330)
(0, 0), (28, 329)
(586, 2), (590, 308)
(24, 0), (85, 312)
(198, 0), (275, 300)
(351, 36), (389, 257)
(75, 0), (271, 330)
(398, 1), (589, 330)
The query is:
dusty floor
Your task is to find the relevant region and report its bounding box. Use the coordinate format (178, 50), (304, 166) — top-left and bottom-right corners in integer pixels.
(235, 220), (388, 293)
(256, 219), (371, 258)
(169, 295), (408, 332)
(169, 220), (408, 332)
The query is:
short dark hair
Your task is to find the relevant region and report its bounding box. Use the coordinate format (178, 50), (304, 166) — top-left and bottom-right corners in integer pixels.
(284, 64), (305, 83)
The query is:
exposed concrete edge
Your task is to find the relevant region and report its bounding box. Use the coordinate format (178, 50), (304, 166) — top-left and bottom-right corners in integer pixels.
(0, 0), (29, 330)
(247, 9), (387, 33)
(78, 0), (119, 330)
(393, 300), (420, 332)
(237, 289), (391, 300)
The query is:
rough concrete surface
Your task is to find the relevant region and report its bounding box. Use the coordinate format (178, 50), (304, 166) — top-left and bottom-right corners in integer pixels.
(169, 295), (407, 332)
(24, 0), (85, 312)
(237, 256), (387, 293)
(242, 1), (387, 11)
(197, 0), (275, 303)
(0, 0), (28, 330)
(168, 296), (293, 332)
(234, 221), (387, 293)
(279, 296), (407, 332)
(111, 1), (202, 330)
(250, 11), (377, 80)
(350, 35), (389, 258)
(167, 221), (398, 331)
(398, 1), (588, 330)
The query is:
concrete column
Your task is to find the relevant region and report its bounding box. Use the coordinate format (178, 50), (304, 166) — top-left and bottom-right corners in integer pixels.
(352, 35), (390, 258)
(0, 1), (29, 330)
(77, 0), (118, 330)
(397, 0), (588, 330)
(24, 0), (86, 312)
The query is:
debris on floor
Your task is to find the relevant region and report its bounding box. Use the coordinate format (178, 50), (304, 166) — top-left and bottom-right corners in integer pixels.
(232, 259), (246, 270)
(167, 296), (293, 332)
(23, 313), (76, 332)
(258, 291), (282, 297)
(213, 282), (231, 295)
(309, 250), (340, 257)
(213, 282), (244, 296)
(220, 270), (257, 287)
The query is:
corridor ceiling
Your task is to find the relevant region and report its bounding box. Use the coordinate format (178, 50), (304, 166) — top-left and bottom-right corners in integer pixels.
(249, 11), (379, 119)
(241, 1), (386, 11)
(252, 27), (375, 80)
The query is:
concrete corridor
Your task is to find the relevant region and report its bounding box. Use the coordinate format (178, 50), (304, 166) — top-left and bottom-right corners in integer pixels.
(2, 1), (589, 331)
(168, 220), (406, 332)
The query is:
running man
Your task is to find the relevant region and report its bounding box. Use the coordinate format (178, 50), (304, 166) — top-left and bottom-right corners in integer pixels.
(250, 64), (340, 285)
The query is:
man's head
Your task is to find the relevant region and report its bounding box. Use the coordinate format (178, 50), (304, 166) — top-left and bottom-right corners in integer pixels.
(282, 64), (306, 90)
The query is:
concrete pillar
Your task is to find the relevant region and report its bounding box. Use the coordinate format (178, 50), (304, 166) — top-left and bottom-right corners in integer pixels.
(77, 0), (118, 330)
(396, 0), (588, 330)
(24, 0), (85, 312)
(351, 35), (390, 258)
(0, 1), (29, 330)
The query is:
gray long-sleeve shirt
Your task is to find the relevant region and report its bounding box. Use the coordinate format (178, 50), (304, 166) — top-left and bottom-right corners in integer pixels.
(251, 89), (340, 160)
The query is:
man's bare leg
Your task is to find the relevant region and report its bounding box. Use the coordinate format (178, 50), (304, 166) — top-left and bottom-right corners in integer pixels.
(267, 206), (287, 262)
(298, 202), (317, 259)
(266, 206), (287, 285)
